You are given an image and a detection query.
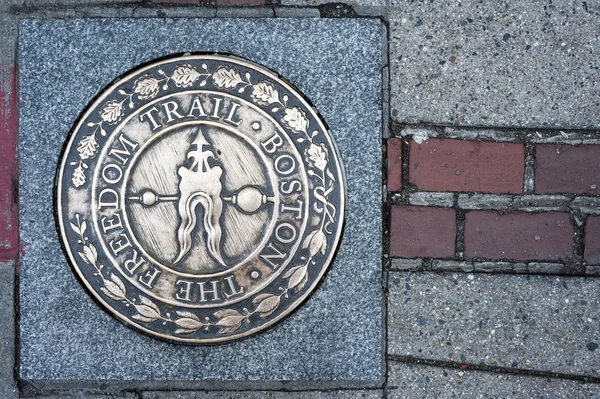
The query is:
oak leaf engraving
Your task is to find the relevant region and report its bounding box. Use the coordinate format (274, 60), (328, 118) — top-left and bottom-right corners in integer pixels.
(282, 107), (309, 134)
(306, 144), (328, 171)
(172, 65), (202, 88)
(72, 165), (86, 187)
(77, 134), (99, 160)
(212, 66), (244, 89)
(134, 75), (160, 99)
(251, 81), (280, 105)
(100, 100), (123, 124)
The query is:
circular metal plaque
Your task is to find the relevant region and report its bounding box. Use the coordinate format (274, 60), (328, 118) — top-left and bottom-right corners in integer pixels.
(55, 54), (346, 343)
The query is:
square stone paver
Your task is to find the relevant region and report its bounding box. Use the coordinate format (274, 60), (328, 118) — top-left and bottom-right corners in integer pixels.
(19, 18), (383, 389)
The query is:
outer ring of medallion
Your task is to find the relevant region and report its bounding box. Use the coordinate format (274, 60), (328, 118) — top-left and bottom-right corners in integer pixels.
(55, 53), (347, 344)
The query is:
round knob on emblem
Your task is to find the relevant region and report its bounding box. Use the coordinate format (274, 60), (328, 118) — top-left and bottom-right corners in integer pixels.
(141, 190), (157, 206)
(235, 186), (265, 213)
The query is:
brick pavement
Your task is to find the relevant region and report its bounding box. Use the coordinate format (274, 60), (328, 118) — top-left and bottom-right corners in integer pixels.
(2, 0), (600, 398)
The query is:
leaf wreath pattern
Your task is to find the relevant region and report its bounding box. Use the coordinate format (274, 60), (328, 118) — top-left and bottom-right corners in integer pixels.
(133, 75), (161, 99)
(213, 66), (246, 89)
(77, 133), (98, 160)
(67, 61), (339, 339)
(171, 64), (204, 88)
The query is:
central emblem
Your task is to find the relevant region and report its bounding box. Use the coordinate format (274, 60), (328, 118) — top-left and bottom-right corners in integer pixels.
(174, 130), (226, 266)
(55, 54), (346, 343)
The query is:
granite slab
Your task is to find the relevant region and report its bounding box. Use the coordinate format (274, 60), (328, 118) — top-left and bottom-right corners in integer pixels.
(19, 18), (383, 389)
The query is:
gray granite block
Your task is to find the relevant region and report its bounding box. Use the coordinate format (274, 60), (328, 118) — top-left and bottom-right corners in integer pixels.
(389, 1), (600, 128)
(388, 362), (600, 399)
(142, 390), (383, 399)
(0, 261), (17, 399)
(19, 18), (383, 388)
(216, 7), (274, 18)
(390, 258), (421, 271)
(274, 7), (321, 18)
(388, 272), (600, 376)
(408, 192), (454, 208)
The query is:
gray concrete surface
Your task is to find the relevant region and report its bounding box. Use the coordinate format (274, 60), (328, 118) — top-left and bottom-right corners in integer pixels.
(19, 18), (383, 387)
(389, 1), (600, 128)
(388, 272), (600, 376)
(35, 394), (137, 399)
(142, 391), (383, 398)
(281, 0), (384, 7)
(388, 362), (600, 399)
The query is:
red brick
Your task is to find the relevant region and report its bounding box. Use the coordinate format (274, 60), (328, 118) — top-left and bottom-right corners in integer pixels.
(0, 66), (18, 262)
(535, 144), (600, 195)
(390, 206), (456, 258)
(387, 138), (403, 192)
(410, 138), (524, 193)
(584, 217), (600, 264)
(465, 211), (573, 261)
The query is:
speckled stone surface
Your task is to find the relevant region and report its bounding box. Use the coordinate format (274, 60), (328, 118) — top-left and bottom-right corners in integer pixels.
(388, 272), (600, 376)
(388, 362), (600, 399)
(389, 1), (600, 128)
(19, 18), (383, 386)
(0, 261), (17, 399)
(142, 390), (383, 399)
(281, 0), (384, 7)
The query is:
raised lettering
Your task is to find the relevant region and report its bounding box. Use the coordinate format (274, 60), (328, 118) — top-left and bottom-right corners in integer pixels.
(101, 214), (123, 233)
(224, 102), (242, 126)
(138, 266), (162, 289)
(123, 249), (146, 275)
(279, 180), (302, 194)
(175, 280), (193, 302)
(197, 280), (220, 302)
(102, 163), (123, 185)
(109, 233), (131, 255)
(280, 200), (303, 220)
(162, 101), (184, 122)
(261, 132), (284, 154)
(223, 275), (244, 299)
(188, 96), (207, 117)
(275, 222), (297, 244)
(109, 134), (138, 165)
(259, 242), (287, 269)
(275, 154), (295, 176)
(139, 106), (161, 130)
(98, 188), (119, 210)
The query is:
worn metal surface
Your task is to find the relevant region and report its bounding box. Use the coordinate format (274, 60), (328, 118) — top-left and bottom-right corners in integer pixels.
(55, 54), (346, 344)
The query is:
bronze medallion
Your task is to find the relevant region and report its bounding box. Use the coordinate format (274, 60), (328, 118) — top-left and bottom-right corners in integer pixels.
(55, 54), (346, 343)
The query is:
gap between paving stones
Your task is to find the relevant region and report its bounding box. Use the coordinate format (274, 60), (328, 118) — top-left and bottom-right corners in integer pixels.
(388, 356), (600, 384)
(390, 259), (600, 276)
(392, 124), (600, 144)
(390, 193), (600, 215)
